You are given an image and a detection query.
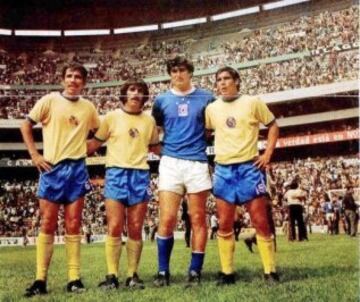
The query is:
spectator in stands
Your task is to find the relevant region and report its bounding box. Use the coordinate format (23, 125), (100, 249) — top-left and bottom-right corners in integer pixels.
(209, 213), (218, 240)
(20, 63), (100, 297)
(87, 78), (159, 290)
(342, 186), (358, 237)
(150, 217), (159, 242)
(206, 66), (279, 285)
(284, 179), (308, 241)
(233, 209), (243, 242)
(0, 6), (359, 118)
(181, 198), (191, 248)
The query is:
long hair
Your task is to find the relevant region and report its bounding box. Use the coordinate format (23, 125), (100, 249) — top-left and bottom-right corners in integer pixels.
(119, 78), (149, 105)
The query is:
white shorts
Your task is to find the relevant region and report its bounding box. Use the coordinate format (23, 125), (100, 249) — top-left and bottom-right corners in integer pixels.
(326, 213), (334, 221)
(158, 155), (212, 195)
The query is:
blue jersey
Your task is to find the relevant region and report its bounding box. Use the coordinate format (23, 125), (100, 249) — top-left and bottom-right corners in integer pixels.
(152, 88), (214, 161)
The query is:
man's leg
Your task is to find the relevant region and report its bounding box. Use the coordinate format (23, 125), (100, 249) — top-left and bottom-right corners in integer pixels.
(289, 206), (296, 241)
(97, 199), (125, 290)
(105, 199), (125, 278)
(246, 197), (278, 280)
(126, 202), (147, 288)
(348, 210), (357, 236)
(296, 206), (307, 241)
(25, 199), (60, 297)
(37, 199), (60, 281)
(154, 191), (182, 286)
(184, 219), (191, 248)
(187, 191), (208, 278)
(216, 198), (236, 284)
(64, 197), (85, 288)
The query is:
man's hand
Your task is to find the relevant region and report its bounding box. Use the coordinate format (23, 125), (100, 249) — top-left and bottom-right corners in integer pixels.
(31, 153), (52, 173)
(253, 153), (271, 170)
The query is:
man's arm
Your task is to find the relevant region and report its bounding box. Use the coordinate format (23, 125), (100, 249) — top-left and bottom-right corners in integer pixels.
(254, 120), (279, 170)
(20, 120), (52, 172)
(149, 143), (161, 156)
(87, 138), (103, 156)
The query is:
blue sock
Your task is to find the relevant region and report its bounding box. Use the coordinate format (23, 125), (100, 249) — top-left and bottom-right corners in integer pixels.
(189, 252), (205, 273)
(157, 235), (174, 273)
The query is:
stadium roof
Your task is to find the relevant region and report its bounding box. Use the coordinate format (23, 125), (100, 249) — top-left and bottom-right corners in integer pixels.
(0, 0), (280, 29)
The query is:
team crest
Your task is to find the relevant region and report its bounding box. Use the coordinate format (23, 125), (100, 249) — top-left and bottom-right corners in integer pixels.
(129, 128), (139, 138)
(69, 115), (79, 126)
(226, 117), (236, 128)
(178, 103), (189, 117)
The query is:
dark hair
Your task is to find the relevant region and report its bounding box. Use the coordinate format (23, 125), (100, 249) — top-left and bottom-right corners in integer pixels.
(346, 186), (353, 191)
(61, 63), (88, 81)
(166, 56), (194, 75)
(120, 78), (149, 105)
(215, 66), (240, 90)
(289, 180), (299, 190)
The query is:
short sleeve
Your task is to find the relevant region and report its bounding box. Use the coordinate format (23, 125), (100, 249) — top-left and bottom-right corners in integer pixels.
(151, 98), (164, 127)
(205, 105), (214, 130)
(94, 114), (110, 142)
(90, 104), (100, 131)
(28, 94), (52, 125)
(253, 97), (275, 126)
(149, 118), (160, 145)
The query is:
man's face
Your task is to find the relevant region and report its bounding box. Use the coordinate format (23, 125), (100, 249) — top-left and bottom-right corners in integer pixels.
(216, 71), (239, 98)
(170, 65), (192, 90)
(62, 68), (85, 96)
(126, 84), (145, 110)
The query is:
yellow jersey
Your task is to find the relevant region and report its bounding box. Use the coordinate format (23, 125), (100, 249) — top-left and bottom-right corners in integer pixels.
(95, 108), (159, 170)
(28, 92), (100, 165)
(205, 95), (274, 164)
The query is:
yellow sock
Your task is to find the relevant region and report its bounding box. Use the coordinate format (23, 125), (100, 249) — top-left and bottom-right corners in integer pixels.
(36, 232), (54, 280)
(256, 234), (276, 274)
(217, 232), (235, 274)
(65, 234), (82, 281)
(105, 235), (122, 277)
(126, 238), (143, 277)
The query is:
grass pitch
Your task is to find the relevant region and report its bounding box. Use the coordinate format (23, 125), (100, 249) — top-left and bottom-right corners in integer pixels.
(0, 234), (358, 302)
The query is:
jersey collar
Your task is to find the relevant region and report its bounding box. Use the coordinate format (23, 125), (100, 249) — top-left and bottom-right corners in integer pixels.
(60, 92), (80, 102)
(170, 86), (196, 96)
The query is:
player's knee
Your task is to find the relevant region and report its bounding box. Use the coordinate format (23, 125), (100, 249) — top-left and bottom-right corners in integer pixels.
(158, 219), (175, 237)
(252, 216), (272, 237)
(107, 221), (123, 237)
(160, 215), (177, 231)
(190, 212), (206, 228)
(65, 217), (82, 234)
(127, 221), (143, 240)
(217, 217), (233, 233)
(41, 218), (57, 234)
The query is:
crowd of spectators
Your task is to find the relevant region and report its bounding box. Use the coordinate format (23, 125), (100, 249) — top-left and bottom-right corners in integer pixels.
(0, 49), (358, 119)
(0, 155), (358, 237)
(217, 7), (358, 64)
(0, 6), (357, 85)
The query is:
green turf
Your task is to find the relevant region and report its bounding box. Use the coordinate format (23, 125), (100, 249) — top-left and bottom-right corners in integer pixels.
(0, 234), (358, 302)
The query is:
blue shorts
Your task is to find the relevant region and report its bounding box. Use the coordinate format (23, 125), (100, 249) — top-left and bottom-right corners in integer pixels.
(104, 167), (150, 207)
(37, 159), (91, 204)
(213, 161), (267, 205)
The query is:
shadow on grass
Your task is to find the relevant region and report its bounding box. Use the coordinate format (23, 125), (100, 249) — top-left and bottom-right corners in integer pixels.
(149, 264), (358, 286)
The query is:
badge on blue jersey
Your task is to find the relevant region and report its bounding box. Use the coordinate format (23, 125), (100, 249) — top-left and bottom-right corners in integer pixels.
(178, 103), (189, 117)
